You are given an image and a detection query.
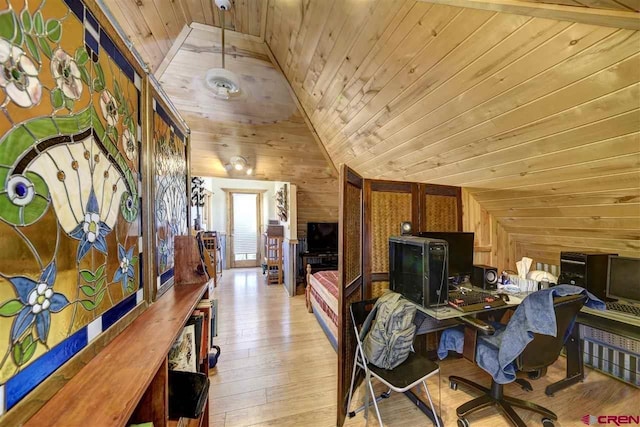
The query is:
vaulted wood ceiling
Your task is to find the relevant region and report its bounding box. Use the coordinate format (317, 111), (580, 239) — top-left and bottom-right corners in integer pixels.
(101, 0), (268, 71)
(265, 0), (640, 259)
(102, 0), (639, 260)
(157, 25), (337, 236)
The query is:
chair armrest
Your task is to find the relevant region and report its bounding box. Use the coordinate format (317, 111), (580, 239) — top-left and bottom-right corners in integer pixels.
(459, 317), (495, 364)
(459, 316), (496, 335)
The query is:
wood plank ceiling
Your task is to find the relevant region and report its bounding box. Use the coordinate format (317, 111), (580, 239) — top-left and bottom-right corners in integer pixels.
(158, 25), (338, 236)
(265, 0), (640, 260)
(101, 0), (267, 71)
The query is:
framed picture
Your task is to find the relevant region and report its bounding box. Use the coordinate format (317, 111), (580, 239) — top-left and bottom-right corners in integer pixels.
(0, 0), (147, 418)
(149, 76), (190, 300)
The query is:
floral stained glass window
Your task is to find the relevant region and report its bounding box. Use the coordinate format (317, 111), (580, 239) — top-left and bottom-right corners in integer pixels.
(0, 0), (144, 415)
(153, 97), (188, 292)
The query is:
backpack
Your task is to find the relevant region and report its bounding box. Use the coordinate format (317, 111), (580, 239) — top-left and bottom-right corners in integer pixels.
(361, 291), (417, 370)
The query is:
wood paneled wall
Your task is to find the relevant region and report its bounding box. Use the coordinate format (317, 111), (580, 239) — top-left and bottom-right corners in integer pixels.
(265, 0), (640, 268)
(159, 25), (338, 237)
(101, 0), (267, 71)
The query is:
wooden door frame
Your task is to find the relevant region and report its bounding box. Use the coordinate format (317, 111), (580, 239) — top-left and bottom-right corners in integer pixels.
(223, 189), (267, 268)
(337, 165), (364, 427)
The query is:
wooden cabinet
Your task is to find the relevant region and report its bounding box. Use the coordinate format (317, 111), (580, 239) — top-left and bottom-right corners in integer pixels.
(25, 237), (212, 427)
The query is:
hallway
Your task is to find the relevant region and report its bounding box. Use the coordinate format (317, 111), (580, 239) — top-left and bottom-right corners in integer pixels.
(209, 268), (337, 426)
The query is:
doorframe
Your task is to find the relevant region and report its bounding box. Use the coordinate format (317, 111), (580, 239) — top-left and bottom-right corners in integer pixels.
(223, 188), (267, 268)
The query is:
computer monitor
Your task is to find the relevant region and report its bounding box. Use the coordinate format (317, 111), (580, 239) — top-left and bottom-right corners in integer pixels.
(417, 232), (474, 279)
(606, 256), (640, 304)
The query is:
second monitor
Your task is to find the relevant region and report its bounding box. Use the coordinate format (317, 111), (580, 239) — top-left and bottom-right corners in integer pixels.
(417, 232), (474, 281)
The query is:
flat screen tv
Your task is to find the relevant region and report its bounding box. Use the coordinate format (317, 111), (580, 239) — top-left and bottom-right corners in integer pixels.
(417, 231), (474, 279)
(307, 222), (338, 253)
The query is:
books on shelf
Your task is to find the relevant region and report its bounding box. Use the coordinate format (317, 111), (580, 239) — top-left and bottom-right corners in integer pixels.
(168, 324), (197, 373)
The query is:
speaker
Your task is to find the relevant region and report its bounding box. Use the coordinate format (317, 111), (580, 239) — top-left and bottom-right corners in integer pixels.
(400, 221), (413, 235)
(472, 265), (498, 290)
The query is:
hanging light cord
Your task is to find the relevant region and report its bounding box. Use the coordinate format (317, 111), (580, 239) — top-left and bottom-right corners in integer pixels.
(220, 8), (226, 69)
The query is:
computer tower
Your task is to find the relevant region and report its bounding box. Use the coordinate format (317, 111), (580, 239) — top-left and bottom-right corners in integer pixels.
(389, 236), (448, 307)
(558, 252), (616, 300)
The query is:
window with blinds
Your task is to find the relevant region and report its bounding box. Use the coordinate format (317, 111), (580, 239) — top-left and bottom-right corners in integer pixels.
(232, 193), (258, 262)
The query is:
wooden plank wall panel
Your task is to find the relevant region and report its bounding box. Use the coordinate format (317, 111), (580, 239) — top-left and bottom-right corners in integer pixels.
(266, 0), (640, 268)
(160, 25), (338, 237)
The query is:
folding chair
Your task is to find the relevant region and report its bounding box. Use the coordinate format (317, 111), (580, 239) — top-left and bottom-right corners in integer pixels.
(347, 299), (442, 426)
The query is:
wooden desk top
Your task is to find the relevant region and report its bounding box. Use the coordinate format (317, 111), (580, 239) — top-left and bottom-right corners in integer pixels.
(25, 281), (210, 427)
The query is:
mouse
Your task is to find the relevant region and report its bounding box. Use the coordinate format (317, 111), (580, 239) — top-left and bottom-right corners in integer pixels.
(496, 293), (510, 302)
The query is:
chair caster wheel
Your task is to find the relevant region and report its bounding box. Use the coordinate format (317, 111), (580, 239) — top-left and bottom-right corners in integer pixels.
(457, 418), (470, 427)
(450, 380), (458, 390)
(542, 417), (554, 427)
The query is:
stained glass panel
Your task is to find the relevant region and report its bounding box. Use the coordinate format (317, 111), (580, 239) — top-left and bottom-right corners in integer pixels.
(0, 0), (144, 414)
(153, 96), (188, 293)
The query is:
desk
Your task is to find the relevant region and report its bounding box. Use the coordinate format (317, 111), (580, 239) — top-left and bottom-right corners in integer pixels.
(406, 293), (640, 423)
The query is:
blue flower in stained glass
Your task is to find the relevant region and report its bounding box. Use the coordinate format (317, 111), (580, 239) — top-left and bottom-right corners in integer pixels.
(8, 262), (70, 343)
(113, 244), (135, 291)
(69, 189), (112, 261)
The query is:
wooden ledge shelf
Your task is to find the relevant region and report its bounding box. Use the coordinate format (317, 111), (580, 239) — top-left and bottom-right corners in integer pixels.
(25, 281), (210, 427)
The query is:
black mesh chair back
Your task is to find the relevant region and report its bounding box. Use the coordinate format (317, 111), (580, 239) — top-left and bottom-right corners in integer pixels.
(349, 298), (378, 333)
(516, 294), (587, 372)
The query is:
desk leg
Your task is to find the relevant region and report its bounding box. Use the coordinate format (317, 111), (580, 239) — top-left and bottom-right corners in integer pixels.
(545, 324), (584, 396)
(403, 390), (443, 427)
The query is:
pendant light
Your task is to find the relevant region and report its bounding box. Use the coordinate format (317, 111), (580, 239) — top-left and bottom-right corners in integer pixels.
(205, 0), (241, 99)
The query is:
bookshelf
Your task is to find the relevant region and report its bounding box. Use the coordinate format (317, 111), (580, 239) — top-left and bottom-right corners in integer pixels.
(24, 237), (212, 427)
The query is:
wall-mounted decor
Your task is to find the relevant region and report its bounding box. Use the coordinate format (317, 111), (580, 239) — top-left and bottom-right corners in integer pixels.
(152, 85), (189, 297)
(0, 0), (145, 416)
(276, 184), (288, 222)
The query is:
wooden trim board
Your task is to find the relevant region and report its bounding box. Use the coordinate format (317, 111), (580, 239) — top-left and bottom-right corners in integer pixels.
(417, 0), (640, 29)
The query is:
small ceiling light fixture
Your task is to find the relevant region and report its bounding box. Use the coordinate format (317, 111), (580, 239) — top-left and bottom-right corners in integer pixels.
(224, 156), (253, 175)
(205, 0), (241, 100)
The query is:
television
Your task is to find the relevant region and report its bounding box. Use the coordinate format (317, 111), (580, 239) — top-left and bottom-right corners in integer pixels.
(307, 222), (338, 253)
(417, 232), (474, 279)
(389, 236), (448, 307)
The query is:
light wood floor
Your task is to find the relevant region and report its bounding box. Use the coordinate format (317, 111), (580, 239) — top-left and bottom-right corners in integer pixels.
(209, 268), (639, 427)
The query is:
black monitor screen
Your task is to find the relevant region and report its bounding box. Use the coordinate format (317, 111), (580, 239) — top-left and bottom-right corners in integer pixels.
(417, 232), (474, 278)
(607, 256), (640, 303)
(389, 241), (423, 305)
(307, 222), (338, 253)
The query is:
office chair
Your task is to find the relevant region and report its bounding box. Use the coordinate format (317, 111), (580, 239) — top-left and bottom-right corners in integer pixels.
(449, 294), (587, 427)
(347, 299), (442, 427)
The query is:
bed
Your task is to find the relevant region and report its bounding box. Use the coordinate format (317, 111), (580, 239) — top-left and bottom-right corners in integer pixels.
(305, 266), (338, 351)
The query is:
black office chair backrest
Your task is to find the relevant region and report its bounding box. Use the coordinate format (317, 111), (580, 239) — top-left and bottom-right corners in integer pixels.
(350, 299), (378, 331)
(517, 294), (587, 372)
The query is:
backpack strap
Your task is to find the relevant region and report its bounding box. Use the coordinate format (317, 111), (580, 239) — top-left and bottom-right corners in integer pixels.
(358, 292), (402, 340)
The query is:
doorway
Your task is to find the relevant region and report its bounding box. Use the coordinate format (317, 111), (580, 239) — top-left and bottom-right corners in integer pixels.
(226, 191), (263, 268)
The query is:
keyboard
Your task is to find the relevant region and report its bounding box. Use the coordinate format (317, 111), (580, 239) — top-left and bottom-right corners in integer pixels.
(448, 289), (507, 312)
(605, 302), (640, 317)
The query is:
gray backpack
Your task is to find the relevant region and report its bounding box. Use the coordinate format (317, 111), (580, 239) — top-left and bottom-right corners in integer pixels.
(361, 291), (417, 370)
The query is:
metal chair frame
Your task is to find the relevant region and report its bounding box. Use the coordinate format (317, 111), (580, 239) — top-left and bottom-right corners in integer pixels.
(346, 303), (442, 427)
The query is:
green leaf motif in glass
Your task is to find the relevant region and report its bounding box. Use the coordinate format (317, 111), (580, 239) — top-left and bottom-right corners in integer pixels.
(46, 19), (61, 43)
(0, 299), (24, 317)
(20, 8), (31, 33)
(33, 11), (44, 35)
